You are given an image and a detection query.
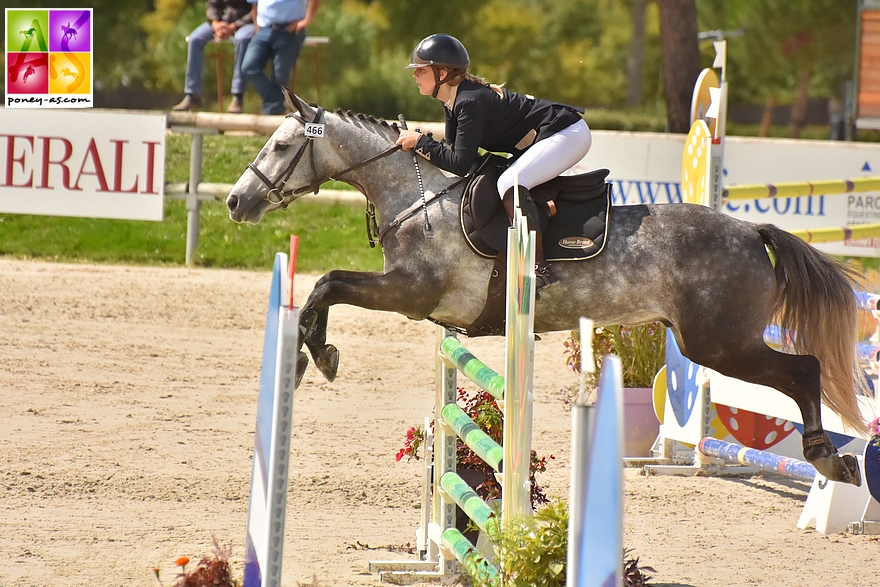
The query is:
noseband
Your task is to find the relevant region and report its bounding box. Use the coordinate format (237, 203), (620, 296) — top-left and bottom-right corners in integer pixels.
(246, 106), (402, 208)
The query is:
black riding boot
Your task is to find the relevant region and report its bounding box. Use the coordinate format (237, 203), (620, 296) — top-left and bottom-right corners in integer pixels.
(501, 186), (559, 294)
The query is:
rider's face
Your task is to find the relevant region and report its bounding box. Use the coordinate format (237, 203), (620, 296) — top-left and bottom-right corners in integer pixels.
(412, 66), (435, 96)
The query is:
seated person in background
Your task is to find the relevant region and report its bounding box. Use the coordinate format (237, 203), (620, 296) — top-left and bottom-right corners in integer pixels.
(242, 0), (321, 115)
(172, 0), (255, 113)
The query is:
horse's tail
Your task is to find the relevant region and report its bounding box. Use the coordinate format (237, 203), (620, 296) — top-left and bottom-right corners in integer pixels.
(758, 223), (869, 432)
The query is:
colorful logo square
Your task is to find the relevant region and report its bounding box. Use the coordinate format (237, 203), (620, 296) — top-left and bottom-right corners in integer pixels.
(49, 10), (92, 53)
(7, 52), (48, 94)
(6, 9), (48, 53)
(5, 8), (93, 108)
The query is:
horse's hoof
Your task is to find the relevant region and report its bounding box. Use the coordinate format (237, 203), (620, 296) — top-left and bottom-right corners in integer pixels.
(314, 344), (339, 382)
(841, 453), (862, 487)
(297, 309), (318, 350)
(803, 432), (862, 486)
(294, 351), (309, 389)
(817, 453), (862, 486)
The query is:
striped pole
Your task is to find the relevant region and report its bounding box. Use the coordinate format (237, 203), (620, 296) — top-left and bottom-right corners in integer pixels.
(788, 222), (880, 244)
(698, 437), (817, 483)
(439, 337), (504, 400)
(723, 177), (880, 201)
(439, 473), (500, 534)
(440, 403), (503, 471)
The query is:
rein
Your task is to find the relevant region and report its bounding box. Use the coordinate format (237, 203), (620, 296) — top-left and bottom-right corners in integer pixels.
(373, 176), (468, 246)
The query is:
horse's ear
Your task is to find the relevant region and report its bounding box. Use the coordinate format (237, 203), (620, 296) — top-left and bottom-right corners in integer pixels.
(281, 86), (317, 121)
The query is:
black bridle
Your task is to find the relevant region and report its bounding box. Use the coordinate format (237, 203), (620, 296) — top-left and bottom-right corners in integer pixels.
(245, 107), (402, 208)
(245, 108), (468, 248)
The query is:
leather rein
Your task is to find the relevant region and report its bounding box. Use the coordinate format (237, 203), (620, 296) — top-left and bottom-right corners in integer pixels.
(245, 108), (467, 248)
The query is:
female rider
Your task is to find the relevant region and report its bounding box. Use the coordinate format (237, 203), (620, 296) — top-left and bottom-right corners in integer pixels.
(395, 33), (593, 293)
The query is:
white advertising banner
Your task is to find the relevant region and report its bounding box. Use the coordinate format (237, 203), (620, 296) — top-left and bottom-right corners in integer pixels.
(0, 108), (165, 221)
(573, 130), (880, 256)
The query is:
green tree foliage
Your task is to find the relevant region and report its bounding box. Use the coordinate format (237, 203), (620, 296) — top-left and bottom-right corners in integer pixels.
(344, 0), (661, 112)
(141, 0), (206, 92)
(5, 0), (861, 134)
(699, 0), (857, 136)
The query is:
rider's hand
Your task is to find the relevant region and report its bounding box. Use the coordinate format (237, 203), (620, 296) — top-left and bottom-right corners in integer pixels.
(396, 129), (423, 151)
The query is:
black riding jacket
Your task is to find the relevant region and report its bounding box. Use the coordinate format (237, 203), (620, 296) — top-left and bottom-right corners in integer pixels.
(413, 79), (583, 177)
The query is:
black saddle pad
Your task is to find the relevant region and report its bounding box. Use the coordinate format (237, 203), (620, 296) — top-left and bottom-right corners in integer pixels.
(460, 161), (611, 261)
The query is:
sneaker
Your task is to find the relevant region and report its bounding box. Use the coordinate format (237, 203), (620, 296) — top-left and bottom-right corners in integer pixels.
(535, 264), (559, 296)
(227, 95), (243, 114)
(171, 94), (202, 112)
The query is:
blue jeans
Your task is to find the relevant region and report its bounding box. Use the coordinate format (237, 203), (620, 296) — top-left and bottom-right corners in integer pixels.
(241, 25), (306, 115)
(184, 21), (255, 97)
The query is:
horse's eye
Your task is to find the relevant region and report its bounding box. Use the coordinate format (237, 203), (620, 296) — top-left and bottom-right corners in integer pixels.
(274, 142), (290, 152)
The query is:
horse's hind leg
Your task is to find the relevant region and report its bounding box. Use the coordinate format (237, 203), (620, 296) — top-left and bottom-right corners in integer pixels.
(688, 340), (861, 485)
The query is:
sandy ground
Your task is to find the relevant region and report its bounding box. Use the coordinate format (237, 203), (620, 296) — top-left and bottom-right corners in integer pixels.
(1, 258), (878, 587)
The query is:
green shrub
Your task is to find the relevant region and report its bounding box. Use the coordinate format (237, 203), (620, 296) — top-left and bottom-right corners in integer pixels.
(468, 501), (655, 587)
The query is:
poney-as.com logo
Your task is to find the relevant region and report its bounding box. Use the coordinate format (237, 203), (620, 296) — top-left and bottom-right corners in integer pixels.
(5, 8), (93, 108)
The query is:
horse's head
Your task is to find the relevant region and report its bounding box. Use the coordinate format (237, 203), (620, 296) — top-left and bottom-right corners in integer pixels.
(227, 87), (329, 224)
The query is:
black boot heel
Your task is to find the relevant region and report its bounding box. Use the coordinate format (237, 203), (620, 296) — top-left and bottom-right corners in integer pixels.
(535, 264), (559, 296)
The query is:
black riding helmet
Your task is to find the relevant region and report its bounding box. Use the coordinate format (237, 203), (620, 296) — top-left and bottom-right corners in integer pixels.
(405, 34), (469, 98)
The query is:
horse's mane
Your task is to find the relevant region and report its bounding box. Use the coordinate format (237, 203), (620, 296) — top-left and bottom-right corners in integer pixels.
(332, 108), (402, 143)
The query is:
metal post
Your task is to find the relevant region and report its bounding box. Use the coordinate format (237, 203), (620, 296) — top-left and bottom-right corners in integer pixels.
(567, 404), (595, 587)
(187, 131), (203, 265)
(172, 125), (219, 265)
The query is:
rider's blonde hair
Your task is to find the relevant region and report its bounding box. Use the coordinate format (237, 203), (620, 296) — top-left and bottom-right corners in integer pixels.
(448, 71), (504, 97)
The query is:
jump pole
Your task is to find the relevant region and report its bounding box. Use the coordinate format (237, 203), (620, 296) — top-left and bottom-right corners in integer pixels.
(697, 437), (817, 483)
(723, 177), (880, 201)
(721, 180), (880, 243)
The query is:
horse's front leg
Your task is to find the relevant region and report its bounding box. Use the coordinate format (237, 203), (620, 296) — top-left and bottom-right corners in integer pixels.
(298, 269), (443, 384)
(798, 395), (862, 486)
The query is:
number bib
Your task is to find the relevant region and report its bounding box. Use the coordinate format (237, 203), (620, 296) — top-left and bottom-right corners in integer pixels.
(304, 122), (325, 138)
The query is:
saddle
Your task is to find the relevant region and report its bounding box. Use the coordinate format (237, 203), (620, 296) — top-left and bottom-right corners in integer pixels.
(461, 155), (611, 260)
(460, 155), (612, 337)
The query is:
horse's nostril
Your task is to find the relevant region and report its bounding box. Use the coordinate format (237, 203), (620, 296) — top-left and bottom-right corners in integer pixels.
(227, 194), (239, 213)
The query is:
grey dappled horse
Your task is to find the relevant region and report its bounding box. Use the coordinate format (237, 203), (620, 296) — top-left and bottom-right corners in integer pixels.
(227, 88), (870, 486)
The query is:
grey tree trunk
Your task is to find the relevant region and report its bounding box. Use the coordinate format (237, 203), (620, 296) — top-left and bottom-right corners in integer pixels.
(626, 0), (648, 107)
(790, 65), (812, 139)
(658, 0), (702, 133)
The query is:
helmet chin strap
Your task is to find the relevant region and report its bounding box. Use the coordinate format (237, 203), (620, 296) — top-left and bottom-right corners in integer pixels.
(431, 67), (444, 98)
(430, 67), (466, 99)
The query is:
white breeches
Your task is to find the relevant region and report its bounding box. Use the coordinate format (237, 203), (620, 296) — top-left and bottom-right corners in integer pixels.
(497, 117), (592, 198)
